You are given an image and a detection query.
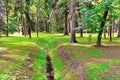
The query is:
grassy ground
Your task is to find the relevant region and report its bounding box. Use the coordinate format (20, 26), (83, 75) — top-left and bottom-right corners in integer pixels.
(0, 33), (120, 80)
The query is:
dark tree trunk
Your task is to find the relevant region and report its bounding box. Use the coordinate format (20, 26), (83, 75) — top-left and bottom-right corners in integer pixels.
(71, 28), (78, 43)
(36, 12), (39, 37)
(28, 22), (31, 38)
(22, 17), (27, 36)
(80, 29), (83, 37)
(112, 20), (115, 37)
(96, 4), (111, 46)
(109, 21), (112, 42)
(6, 9), (9, 37)
(25, 0), (31, 38)
(76, 2), (83, 37)
(64, 5), (68, 35)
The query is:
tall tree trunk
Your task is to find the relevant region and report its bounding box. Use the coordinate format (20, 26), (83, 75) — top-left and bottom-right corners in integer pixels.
(76, 2), (83, 37)
(109, 20), (112, 42)
(6, 8), (8, 36)
(25, 0), (31, 38)
(112, 19), (115, 37)
(96, 4), (111, 46)
(117, 18), (120, 37)
(36, 11), (39, 37)
(70, 0), (77, 43)
(64, 5), (68, 35)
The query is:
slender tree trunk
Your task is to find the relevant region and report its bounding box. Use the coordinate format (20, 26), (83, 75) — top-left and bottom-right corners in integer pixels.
(64, 5), (68, 35)
(80, 29), (83, 37)
(109, 21), (112, 42)
(112, 20), (115, 37)
(96, 4), (111, 46)
(70, 0), (77, 43)
(25, 0), (31, 38)
(36, 11), (39, 37)
(6, 9), (8, 36)
(76, 2), (83, 37)
(49, 13), (52, 34)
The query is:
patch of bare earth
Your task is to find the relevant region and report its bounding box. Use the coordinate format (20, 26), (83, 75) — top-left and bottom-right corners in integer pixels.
(57, 46), (88, 80)
(0, 48), (9, 56)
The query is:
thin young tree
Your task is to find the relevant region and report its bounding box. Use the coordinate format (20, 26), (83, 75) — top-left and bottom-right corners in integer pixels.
(96, 2), (112, 46)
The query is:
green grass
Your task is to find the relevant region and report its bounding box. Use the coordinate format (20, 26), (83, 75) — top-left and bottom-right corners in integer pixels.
(0, 33), (120, 80)
(87, 64), (110, 80)
(87, 49), (103, 55)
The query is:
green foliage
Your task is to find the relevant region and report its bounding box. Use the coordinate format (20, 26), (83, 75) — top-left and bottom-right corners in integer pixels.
(81, 0), (119, 32)
(57, 0), (69, 6)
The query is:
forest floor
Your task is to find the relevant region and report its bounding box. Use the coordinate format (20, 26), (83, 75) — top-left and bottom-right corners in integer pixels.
(0, 33), (120, 80)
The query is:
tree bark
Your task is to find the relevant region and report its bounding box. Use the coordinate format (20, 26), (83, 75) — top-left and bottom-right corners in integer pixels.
(25, 0), (31, 38)
(109, 20), (112, 42)
(70, 0), (77, 43)
(80, 29), (83, 37)
(96, 4), (111, 46)
(6, 7), (9, 37)
(64, 5), (69, 35)
(36, 11), (39, 37)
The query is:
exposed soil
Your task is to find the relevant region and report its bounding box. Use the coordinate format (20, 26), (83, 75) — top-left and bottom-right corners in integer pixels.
(57, 46), (88, 80)
(46, 46), (55, 80)
(0, 48), (9, 56)
(46, 54), (55, 80)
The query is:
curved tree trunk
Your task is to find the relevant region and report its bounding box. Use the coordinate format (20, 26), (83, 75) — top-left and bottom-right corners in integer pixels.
(96, 4), (111, 46)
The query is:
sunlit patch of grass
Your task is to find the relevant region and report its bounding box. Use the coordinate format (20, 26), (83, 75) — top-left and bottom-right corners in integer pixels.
(87, 49), (103, 55)
(111, 59), (120, 65)
(50, 50), (66, 80)
(33, 49), (46, 80)
(87, 63), (110, 80)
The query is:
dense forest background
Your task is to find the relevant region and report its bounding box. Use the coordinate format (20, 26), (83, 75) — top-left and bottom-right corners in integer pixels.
(0, 0), (120, 80)
(0, 0), (120, 45)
